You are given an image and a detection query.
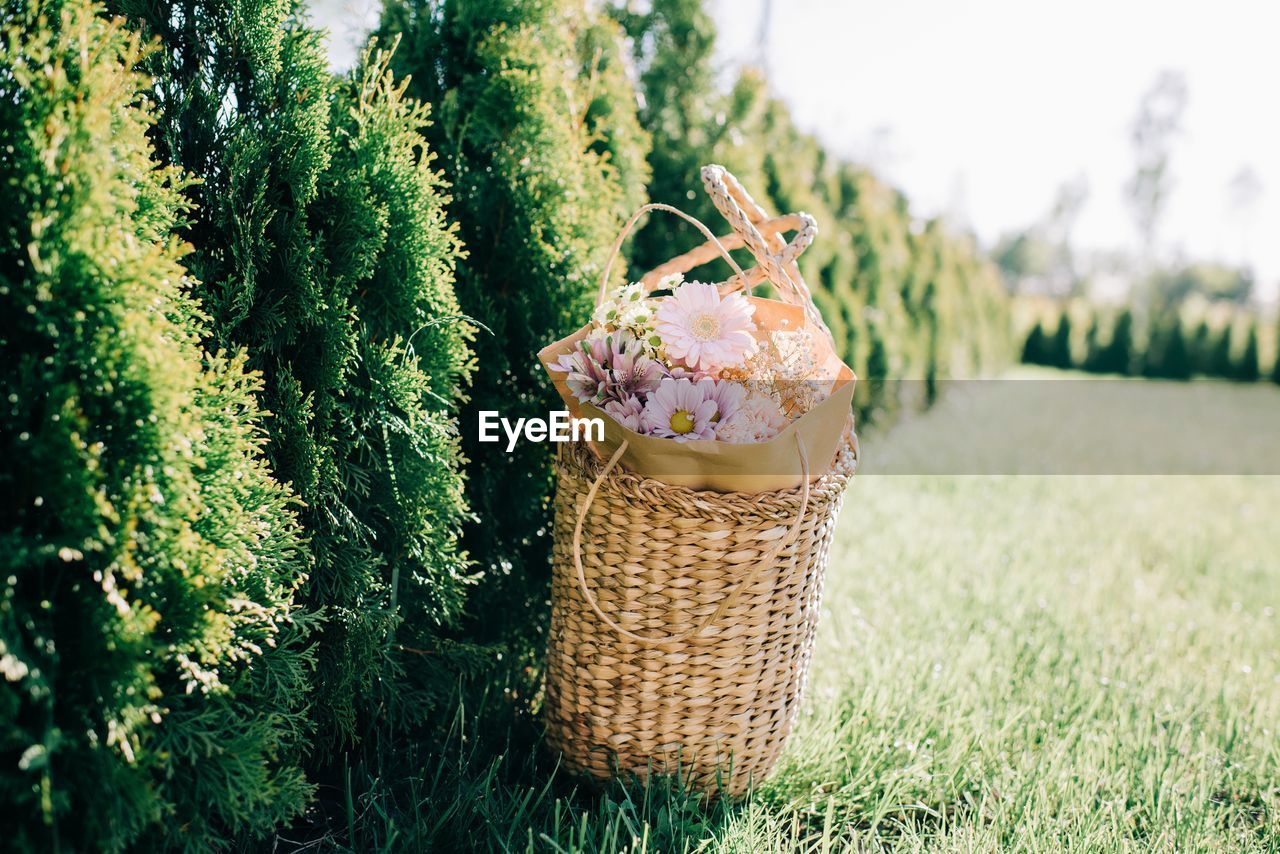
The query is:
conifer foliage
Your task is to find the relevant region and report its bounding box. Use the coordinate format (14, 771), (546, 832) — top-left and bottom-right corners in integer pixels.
(0, 1), (312, 847)
(616, 0), (1012, 422)
(377, 0), (647, 633)
(111, 0), (474, 748)
(313, 44), (476, 728)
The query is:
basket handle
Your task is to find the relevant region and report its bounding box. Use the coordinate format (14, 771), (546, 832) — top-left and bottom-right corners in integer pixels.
(700, 165), (833, 343)
(571, 434), (811, 646)
(637, 211), (814, 293)
(597, 203), (748, 308)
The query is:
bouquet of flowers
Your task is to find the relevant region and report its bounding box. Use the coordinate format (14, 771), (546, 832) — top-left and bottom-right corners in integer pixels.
(539, 165), (856, 492)
(551, 273), (828, 445)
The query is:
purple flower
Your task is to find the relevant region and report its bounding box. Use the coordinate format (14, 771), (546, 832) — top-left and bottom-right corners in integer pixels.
(553, 329), (663, 407)
(660, 363), (715, 383)
(602, 395), (645, 432)
(640, 378), (719, 441)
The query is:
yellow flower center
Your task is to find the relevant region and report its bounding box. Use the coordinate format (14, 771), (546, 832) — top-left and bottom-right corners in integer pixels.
(690, 313), (721, 341)
(669, 410), (695, 434)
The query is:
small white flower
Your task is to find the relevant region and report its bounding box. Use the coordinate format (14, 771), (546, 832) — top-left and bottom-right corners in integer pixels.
(716, 392), (789, 443)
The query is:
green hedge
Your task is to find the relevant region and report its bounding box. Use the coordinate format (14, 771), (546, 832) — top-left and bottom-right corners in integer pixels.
(377, 0), (649, 642)
(111, 0), (475, 755)
(0, 2), (312, 847)
(1023, 301), (1277, 383)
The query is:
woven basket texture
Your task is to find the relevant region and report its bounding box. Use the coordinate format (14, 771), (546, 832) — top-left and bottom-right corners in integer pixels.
(544, 438), (856, 797)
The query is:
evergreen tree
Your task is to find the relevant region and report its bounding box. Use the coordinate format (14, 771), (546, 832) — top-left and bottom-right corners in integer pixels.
(1022, 321), (1049, 365)
(1143, 313), (1191, 380)
(1052, 311), (1074, 369)
(1097, 309), (1135, 375)
(1273, 324), (1280, 385)
(1082, 313), (1104, 372)
(378, 0), (642, 639)
(613, 0), (727, 277)
(1189, 318), (1212, 376)
(1142, 313), (1167, 378)
(0, 2), (311, 847)
(1235, 319), (1261, 381)
(113, 0), (474, 751)
(578, 16), (652, 222)
(1210, 322), (1236, 378)
(311, 44), (478, 733)
(1164, 318), (1193, 380)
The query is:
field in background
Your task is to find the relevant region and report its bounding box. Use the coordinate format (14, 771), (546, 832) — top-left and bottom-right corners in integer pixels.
(322, 373), (1280, 851)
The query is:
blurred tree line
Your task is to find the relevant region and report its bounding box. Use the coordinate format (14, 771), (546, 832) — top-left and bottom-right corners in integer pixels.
(1020, 299), (1278, 384)
(999, 68), (1277, 387)
(1, 0), (1013, 846)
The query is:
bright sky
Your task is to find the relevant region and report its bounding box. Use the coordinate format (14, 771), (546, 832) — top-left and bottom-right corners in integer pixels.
(312, 0), (1280, 303)
(709, 0), (1280, 302)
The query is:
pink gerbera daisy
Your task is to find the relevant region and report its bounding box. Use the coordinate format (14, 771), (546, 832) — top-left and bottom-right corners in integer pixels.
(702, 377), (747, 425)
(640, 378), (719, 441)
(654, 281), (757, 372)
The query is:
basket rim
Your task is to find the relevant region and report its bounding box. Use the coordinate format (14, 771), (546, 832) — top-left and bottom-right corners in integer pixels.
(557, 435), (857, 520)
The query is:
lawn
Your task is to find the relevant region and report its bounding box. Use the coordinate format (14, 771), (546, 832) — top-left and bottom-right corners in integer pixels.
(319, 373), (1280, 852)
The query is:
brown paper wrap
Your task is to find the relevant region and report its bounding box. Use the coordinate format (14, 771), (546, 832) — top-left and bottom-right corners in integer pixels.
(539, 296), (855, 493)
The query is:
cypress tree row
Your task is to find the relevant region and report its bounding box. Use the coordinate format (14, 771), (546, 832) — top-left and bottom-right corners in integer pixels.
(377, 0), (647, 637)
(1235, 320), (1261, 382)
(1036, 303), (1276, 383)
(0, 1), (312, 847)
(1273, 324), (1280, 385)
(110, 0), (474, 751)
(616, 0), (1011, 424)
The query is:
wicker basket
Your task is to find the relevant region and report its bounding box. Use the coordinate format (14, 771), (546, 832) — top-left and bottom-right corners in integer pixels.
(544, 436), (856, 797)
(541, 165), (858, 797)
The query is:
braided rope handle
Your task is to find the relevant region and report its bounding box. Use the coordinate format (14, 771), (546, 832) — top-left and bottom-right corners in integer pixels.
(597, 179), (818, 308)
(701, 166), (809, 300)
(700, 165), (833, 343)
(572, 434), (811, 646)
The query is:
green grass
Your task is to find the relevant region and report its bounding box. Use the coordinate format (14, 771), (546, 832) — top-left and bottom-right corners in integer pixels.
(297, 374), (1280, 852)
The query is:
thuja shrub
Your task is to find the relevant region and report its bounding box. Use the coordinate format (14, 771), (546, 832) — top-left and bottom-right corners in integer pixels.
(577, 14), (652, 223)
(377, 0), (642, 641)
(612, 0), (732, 279)
(0, 1), (312, 848)
(311, 44), (478, 728)
(113, 0), (475, 751)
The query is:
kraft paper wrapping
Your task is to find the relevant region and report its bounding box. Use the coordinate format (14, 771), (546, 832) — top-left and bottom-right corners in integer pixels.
(538, 296), (856, 494)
